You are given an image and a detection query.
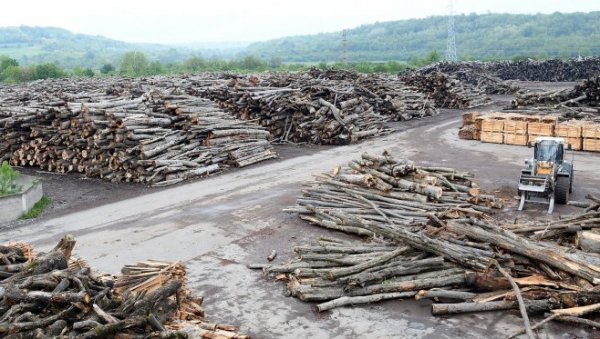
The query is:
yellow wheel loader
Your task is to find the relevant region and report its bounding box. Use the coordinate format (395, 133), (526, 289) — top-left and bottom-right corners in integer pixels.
(518, 137), (574, 214)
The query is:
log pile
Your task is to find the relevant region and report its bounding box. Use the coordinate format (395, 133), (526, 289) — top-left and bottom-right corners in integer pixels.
(253, 151), (600, 335)
(400, 72), (490, 109)
(507, 75), (600, 122)
(0, 235), (249, 338)
(200, 79), (390, 145)
(408, 61), (521, 94)
(199, 70), (440, 145)
(354, 74), (438, 121)
(0, 77), (276, 186)
(487, 57), (600, 81)
(419, 58), (600, 82)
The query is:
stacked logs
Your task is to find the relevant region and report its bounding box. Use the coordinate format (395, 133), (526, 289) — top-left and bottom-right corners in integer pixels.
(304, 68), (439, 119)
(201, 81), (390, 145)
(400, 72), (490, 109)
(507, 75), (600, 122)
(0, 235), (249, 338)
(407, 61), (521, 94)
(417, 58), (600, 82)
(487, 57), (600, 81)
(354, 74), (438, 120)
(253, 151), (600, 334)
(199, 70), (441, 145)
(0, 78), (276, 186)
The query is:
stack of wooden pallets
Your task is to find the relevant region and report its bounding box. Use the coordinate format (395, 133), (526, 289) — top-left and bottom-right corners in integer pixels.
(459, 112), (600, 152)
(582, 123), (600, 152)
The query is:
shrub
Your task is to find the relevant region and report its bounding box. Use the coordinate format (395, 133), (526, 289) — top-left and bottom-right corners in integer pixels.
(0, 161), (21, 196)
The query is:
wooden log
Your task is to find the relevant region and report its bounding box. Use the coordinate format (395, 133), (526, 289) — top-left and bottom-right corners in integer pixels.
(316, 291), (417, 312)
(431, 300), (554, 315)
(576, 231), (600, 253)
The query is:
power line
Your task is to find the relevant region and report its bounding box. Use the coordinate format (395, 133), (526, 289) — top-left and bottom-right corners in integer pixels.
(342, 29), (348, 65)
(446, 0), (458, 61)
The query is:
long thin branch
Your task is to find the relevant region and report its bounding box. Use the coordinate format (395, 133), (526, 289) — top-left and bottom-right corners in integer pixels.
(495, 261), (536, 339)
(508, 314), (557, 339)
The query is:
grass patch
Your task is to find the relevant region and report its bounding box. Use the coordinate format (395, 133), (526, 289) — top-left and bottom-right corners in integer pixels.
(20, 196), (50, 219)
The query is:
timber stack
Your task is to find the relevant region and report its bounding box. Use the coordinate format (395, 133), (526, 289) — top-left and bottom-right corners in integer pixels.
(0, 235), (249, 338)
(252, 151), (600, 334)
(507, 74), (600, 122)
(400, 72), (490, 108)
(408, 61), (521, 94)
(488, 57), (600, 81)
(0, 77), (276, 186)
(419, 57), (600, 81)
(199, 69), (440, 145)
(199, 76), (390, 145)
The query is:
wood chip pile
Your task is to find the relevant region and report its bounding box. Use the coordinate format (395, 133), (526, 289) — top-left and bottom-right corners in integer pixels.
(199, 69), (439, 145)
(252, 151), (600, 335)
(0, 235), (249, 338)
(0, 77), (276, 186)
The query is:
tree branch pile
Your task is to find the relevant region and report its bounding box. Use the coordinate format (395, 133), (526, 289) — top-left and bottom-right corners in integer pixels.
(0, 235), (249, 338)
(487, 57), (600, 81)
(407, 61), (521, 95)
(419, 58), (600, 82)
(0, 77), (276, 186)
(252, 151), (600, 334)
(199, 69), (440, 145)
(506, 75), (600, 122)
(399, 72), (491, 108)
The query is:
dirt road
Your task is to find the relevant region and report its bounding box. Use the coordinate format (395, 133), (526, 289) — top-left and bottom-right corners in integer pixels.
(1, 109), (599, 338)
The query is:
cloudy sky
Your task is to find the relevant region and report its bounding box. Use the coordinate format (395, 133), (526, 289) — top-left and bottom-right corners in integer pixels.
(1, 0), (597, 43)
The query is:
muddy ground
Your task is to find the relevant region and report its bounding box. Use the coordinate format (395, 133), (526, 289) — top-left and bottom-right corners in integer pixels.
(1, 88), (599, 338)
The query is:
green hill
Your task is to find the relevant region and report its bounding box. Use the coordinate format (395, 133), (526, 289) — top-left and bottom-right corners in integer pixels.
(246, 12), (600, 62)
(0, 26), (244, 69)
(2, 12), (600, 69)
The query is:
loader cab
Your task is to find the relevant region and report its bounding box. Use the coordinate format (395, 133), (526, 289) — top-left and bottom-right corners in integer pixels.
(527, 137), (567, 176)
(534, 139), (564, 164)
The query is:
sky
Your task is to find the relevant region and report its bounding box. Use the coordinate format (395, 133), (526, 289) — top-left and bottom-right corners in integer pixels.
(1, 0), (598, 44)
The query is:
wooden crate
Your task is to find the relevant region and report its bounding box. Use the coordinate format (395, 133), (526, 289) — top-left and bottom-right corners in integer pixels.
(480, 131), (504, 144)
(583, 138), (600, 152)
(563, 137), (582, 151)
(504, 133), (528, 146)
(504, 120), (528, 134)
(518, 115), (558, 123)
(462, 112), (480, 126)
(582, 123), (600, 139)
(539, 116), (558, 124)
(528, 122), (555, 136)
(557, 122), (582, 138)
(458, 126), (476, 140)
(474, 117), (483, 131)
(481, 119), (505, 132)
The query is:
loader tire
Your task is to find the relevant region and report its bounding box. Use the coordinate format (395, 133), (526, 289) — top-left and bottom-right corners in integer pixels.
(555, 176), (569, 204)
(569, 171), (573, 193)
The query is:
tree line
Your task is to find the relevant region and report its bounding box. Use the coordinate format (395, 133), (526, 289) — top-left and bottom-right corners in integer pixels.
(246, 12), (600, 62)
(1, 51), (444, 83)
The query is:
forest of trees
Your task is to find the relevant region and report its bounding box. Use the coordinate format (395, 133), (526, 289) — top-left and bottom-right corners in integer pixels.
(0, 11), (599, 83)
(0, 51), (430, 83)
(247, 11), (600, 62)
